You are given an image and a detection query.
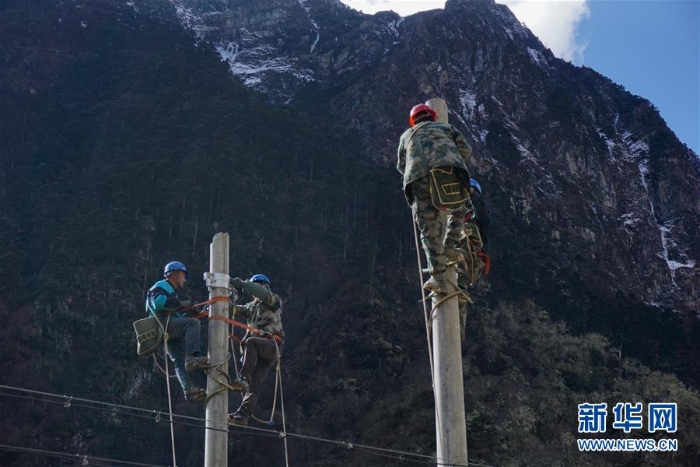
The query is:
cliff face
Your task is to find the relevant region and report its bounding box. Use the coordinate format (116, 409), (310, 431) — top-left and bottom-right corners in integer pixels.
(1, 0), (699, 466)
(170, 0), (700, 315)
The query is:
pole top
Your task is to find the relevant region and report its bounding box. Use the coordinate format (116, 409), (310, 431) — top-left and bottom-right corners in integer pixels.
(425, 98), (448, 123)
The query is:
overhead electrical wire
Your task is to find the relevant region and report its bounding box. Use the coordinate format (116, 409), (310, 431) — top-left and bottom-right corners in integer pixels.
(0, 443), (166, 467)
(0, 384), (494, 467)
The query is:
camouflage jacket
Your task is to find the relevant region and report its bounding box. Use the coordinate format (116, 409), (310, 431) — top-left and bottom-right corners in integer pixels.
(396, 121), (473, 197)
(232, 281), (284, 342)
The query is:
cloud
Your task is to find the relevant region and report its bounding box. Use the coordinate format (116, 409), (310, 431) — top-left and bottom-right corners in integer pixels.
(341, 1), (445, 17)
(496, 0), (590, 63)
(339, 1), (590, 63)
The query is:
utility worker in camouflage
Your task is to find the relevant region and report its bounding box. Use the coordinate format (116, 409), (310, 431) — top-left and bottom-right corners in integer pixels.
(228, 274), (284, 426)
(397, 103), (473, 293)
(145, 261), (208, 402)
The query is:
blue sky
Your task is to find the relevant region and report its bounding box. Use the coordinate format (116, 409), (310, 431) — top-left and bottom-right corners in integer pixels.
(340, 1), (700, 155)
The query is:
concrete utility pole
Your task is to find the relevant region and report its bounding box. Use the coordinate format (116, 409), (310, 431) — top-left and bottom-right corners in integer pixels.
(204, 233), (230, 467)
(425, 97), (469, 466)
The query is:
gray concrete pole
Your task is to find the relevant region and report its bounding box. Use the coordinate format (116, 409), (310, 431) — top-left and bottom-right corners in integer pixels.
(425, 97), (469, 465)
(431, 267), (468, 465)
(426, 97), (449, 123)
(204, 233), (230, 467)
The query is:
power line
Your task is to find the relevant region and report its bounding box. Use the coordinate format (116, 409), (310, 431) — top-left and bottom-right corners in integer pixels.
(0, 443), (166, 467)
(0, 384), (494, 467)
(0, 390), (222, 441)
(0, 384), (207, 426)
(0, 385), (474, 466)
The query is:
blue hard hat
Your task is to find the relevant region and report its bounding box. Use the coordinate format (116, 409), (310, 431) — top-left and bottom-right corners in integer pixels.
(164, 261), (188, 278)
(470, 179), (482, 195)
(249, 274), (271, 285)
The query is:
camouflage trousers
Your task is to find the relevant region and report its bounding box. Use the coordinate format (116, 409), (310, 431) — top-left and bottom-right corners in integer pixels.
(410, 176), (468, 276)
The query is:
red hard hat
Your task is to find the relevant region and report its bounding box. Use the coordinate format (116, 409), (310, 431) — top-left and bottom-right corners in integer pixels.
(409, 104), (437, 127)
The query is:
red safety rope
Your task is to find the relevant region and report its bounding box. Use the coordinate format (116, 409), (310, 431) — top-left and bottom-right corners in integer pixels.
(209, 315), (283, 343)
(178, 296), (282, 343)
(478, 250), (491, 275)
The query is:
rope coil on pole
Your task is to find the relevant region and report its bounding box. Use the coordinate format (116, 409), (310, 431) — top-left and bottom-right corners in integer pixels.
(203, 353), (233, 403)
(429, 290), (463, 323)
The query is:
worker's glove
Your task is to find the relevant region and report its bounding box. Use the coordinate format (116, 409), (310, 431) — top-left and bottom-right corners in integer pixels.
(178, 300), (192, 309)
(230, 277), (245, 288)
(258, 331), (273, 339)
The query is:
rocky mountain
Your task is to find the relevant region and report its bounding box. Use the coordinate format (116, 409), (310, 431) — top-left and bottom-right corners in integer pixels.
(1, 0), (699, 466)
(174, 0), (700, 314)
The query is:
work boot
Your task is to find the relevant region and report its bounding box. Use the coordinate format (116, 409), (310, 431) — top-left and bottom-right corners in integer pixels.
(185, 355), (209, 372)
(458, 289), (472, 306)
(230, 376), (250, 393)
(423, 274), (449, 294)
(184, 386), (206, 402)
(445, 247), (466, 266)
(228, 411), (249, 426)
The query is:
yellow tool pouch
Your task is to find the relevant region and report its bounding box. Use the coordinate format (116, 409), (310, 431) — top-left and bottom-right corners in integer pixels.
(133, 316), (164, 356)
(429, 166), (470, 209)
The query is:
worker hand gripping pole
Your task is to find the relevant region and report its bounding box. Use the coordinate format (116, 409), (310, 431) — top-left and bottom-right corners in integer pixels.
(204, 233), (230, 467)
